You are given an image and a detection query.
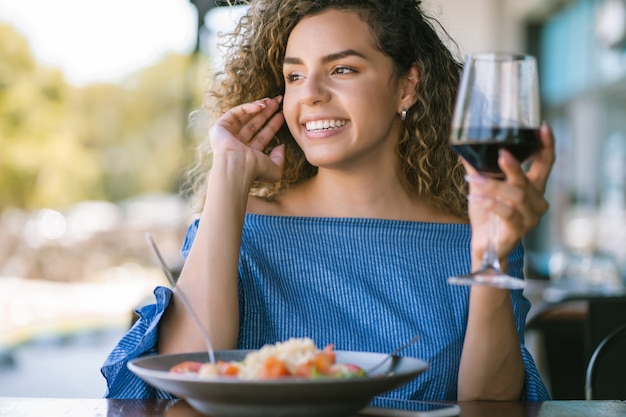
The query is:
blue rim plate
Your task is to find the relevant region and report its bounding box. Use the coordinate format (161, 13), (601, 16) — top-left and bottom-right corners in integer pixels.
(128, 350), (428, 417)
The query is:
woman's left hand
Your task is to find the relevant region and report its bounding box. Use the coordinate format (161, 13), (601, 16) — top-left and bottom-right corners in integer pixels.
(464, 122), (556, 263)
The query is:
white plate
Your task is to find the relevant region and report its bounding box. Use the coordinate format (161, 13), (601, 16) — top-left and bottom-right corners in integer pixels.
(128, 350), (428, 417)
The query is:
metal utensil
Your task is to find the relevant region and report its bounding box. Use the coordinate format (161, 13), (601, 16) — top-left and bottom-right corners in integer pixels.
(367, 335), (420, 374)
(146, 233), (216, 364)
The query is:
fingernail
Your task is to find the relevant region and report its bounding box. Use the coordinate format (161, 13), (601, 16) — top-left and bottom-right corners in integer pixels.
(275, 95), (283, 103)
(255, 98), (269, 108)
(498, 148), (513, 163)
(464, 174), (487, 184)
(467, 194), (488, 202)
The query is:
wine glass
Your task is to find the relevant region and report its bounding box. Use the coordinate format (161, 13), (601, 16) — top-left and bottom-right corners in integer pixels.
(449, 52), (541, 289)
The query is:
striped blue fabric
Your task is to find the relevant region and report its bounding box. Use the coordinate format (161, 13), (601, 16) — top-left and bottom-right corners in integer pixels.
(101, 214), (550, 401)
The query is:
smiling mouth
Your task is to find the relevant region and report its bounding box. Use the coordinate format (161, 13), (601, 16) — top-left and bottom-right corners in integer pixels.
(305, 119), (347, 132)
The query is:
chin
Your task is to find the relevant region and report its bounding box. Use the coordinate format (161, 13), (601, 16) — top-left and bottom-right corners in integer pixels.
(302, 153), (343, 168)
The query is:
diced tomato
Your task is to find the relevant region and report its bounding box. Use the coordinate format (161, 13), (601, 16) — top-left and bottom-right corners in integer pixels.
(259, 356), (291, 379)
(314, 348), (336, 375)
(217, 361), (240, 376)
(330, 363), (366, 377)
(169, 361), (203, 374)
(322, 344), (336, 357)
(167, 342), (366, 381)
(311, 344), (336, 375)
(343, 363), (366, 376)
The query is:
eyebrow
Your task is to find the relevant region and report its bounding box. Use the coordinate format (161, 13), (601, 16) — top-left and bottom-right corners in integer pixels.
(283, 49), (367, 66)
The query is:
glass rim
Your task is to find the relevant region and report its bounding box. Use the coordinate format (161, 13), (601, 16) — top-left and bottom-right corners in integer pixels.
(465, 51), (536, 62)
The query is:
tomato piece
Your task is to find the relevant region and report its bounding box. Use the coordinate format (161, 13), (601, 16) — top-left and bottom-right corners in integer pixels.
(217, 361), (240, 376)
(343, 363), (366, 376)
(314, 352), (335, 374)
(310, 344), (335, 375)
(330, 363), (366, 377)
(169, 361), (203, 374)
(259, 356), (291, 379)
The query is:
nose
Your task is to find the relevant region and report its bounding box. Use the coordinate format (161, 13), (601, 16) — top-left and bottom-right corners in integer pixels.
(299, 72), (330, 106)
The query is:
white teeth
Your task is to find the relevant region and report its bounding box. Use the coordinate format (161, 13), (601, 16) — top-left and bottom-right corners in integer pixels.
(305, 119), (347, 131)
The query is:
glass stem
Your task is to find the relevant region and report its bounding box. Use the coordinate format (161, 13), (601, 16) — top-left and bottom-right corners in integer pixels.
(481, 213), (502, 271)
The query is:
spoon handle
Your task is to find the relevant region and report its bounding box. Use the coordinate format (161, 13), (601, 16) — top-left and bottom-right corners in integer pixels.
(146, 233), (216, 364)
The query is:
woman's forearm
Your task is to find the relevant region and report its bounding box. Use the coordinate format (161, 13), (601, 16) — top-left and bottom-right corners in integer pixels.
(158, 156), (253, 354)
(458, 284), (525, 400)
(158, 97), (284, 355)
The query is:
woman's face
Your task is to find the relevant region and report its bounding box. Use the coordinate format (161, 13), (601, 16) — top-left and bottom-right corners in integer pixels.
(282, 9), (409, 171)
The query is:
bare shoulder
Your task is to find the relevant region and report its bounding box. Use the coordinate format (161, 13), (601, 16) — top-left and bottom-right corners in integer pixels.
(246, 192), (297, 216)
(414, 207), (467, 224)
(405, 196), (468, 224)
(246, 183), (312, 216)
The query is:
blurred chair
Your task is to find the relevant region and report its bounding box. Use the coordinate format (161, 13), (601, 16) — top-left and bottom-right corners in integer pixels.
(525, 276), (626, 400)
(585, 324), (626, 400)
(526, 300), (587, 399)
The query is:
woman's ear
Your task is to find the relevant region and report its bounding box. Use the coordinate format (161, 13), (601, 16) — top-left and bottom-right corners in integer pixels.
(398, 64), (419, 113)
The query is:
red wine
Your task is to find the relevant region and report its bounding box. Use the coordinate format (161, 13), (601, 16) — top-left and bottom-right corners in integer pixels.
(450, 127), (541, 178)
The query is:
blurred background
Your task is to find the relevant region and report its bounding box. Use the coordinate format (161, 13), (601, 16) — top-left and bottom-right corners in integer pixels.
(0, 0), (624, 399)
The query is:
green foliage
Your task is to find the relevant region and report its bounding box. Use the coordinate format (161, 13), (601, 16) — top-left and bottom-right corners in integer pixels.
(0, 24), (206, 210)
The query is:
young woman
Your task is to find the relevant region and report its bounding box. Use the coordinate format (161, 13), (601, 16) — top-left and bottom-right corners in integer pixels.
(102, 0), (554, 402)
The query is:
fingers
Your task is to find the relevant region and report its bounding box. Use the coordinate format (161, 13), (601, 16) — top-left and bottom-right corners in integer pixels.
(468, 177), (548, 234)
(468, 123), (554, 207)
(254, 144), (285, 183)
(526, 122), (556, 195)
(238, 97), (284, 149)
(209, 96), (286, 185)
(216, 96), (284, 148)
(218, 99), (268, 134)
(465, 148), (549, 242)
(249, 110), (285, 152)
(464, 124), (555, 257)
(497, 124), (552, 222)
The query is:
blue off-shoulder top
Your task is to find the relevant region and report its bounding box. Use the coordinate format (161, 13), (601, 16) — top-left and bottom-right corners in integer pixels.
(101, 214), (550, 401)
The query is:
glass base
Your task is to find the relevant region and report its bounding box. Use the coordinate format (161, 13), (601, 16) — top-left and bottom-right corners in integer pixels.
(448, 267), (526, 289)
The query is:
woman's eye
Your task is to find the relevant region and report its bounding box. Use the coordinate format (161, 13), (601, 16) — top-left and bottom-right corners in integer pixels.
(333, 66), (356, 75)
(285, 72), (304, 83)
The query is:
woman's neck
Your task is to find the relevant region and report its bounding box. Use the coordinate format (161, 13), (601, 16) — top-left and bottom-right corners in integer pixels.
(248, 167), (464, 224)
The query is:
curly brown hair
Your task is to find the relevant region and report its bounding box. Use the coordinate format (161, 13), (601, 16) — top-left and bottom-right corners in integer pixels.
(184, 0), (468, 219)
